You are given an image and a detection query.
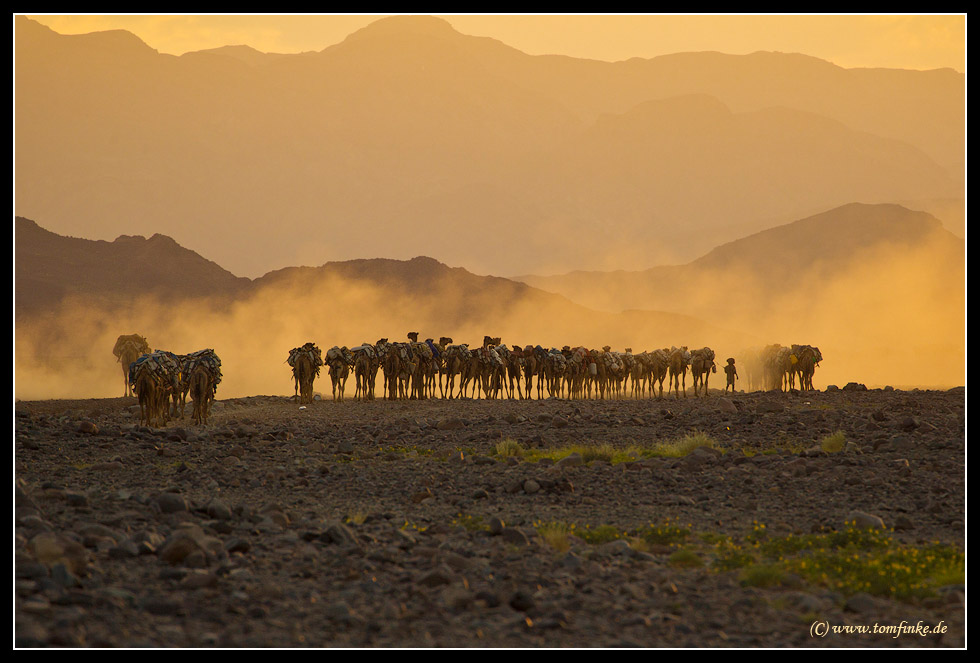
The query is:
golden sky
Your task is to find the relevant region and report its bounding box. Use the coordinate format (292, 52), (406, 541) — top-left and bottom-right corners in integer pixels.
(25, 14), (965, 72)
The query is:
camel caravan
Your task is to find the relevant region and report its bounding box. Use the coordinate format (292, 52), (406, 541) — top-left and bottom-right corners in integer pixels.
(115, 334), (223, 427)
(286, 333), (823, 402)
(113, 333), (823, 426)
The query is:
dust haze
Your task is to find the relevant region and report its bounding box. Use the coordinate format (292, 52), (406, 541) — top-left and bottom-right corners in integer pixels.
(15, 226), (963, 401)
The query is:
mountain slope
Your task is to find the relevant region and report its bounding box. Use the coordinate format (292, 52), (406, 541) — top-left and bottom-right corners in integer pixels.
(516, 202), (964, 315)
(15, 216), (251, 318)
(15, 15), (963, 278)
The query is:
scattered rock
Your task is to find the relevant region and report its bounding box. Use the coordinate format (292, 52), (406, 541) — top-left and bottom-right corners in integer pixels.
(845, 511), (886, 530)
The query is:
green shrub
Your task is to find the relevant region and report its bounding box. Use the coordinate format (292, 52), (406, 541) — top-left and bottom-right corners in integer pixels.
(820, 431), (846, 454)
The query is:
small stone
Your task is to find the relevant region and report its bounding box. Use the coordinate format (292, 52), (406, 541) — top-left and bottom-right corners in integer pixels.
(322, 522), (359, 547)
(844, 592), (877, 614)
(416, 569), (453, 588)
(500, 527), (529, 546)
(108, 540), (140, 559)
(892, 515), (914, 531)
(555, 453), (583, 468)
(225, 538), (251, 554)
(156, 493), (189, 514)
(845, 511), (886, 530)
(206, 500), (233, 521)
(76, 421), (99, 435)
(180, 570), (218, 589)
(716, 398), (738, 413)
(509, 591), (535, 612)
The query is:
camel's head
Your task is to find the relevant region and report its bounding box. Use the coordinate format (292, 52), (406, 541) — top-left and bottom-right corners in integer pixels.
(407, 332), (419, 342)
(439, 337), (453, 346)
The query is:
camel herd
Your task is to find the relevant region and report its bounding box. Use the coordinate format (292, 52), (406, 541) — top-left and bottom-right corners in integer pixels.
(737, 344), (824, 393)
(115, 335), (222, 427)
(291, 335), (823, 404)
(114, 333), (822, 427)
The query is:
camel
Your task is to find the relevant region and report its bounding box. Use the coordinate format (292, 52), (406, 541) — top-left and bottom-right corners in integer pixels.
(737, 347), (764, 392)
(113, 334), (150, 397)
(459, 350), (484, 398)
(505, 345), (525, 399)
(479, 345), (506, 399)
(325, 346), (353, 401)
(130, 354), (176, 428)
(328, 355), (351, 401)
(544, 350), (567, 398)
(690, 347), (717, 397)
(630, 352), (649, 398)
(522, 345), (541, 400)
(175, 349), (222, 419)
(352, 344), (378, 401)
(441, 344), (468, 399)
(288, 343), (322, 403)
(294, 353), (316, 404)
(404, 340), (428, 400)
(188, 364), (214, 425)
(761, 345), (798, 391)
(668, 346), (691, 398)
(133, 367), (161, 427)
(383, 346), (409, 400)
(794, 345), (823, 391)
(590, 350), (607, 400)
(759, 344), (786, 391)
(434, 337), (453, 397)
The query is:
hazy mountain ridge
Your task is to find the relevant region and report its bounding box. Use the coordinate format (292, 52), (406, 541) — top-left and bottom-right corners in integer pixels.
(516, 202), (964, 316)
(15, 15), (963, 278)
(15, 217), (252, 318)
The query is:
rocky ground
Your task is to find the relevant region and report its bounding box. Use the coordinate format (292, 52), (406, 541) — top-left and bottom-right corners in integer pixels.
(14, 385), (966, 648)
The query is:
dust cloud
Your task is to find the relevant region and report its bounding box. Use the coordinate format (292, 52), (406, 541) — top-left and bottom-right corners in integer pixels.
(16, 266), (746, 401)
(524, 228), (965, 390)
(15, 227), (963, 401)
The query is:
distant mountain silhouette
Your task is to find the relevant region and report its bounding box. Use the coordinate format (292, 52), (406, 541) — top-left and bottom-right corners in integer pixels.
(15, 216), (251, 319)
(516, 202), (964, 317)
(15, 15), (963, 278)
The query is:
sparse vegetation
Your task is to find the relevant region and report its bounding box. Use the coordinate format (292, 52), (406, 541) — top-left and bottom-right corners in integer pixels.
(494, 438), (525, 458)
(739, 563), (785, 588)
(536, 521), (572, 553)
(636, 518), (692, 546)
(820, 430), (846, 453)
(515, 432), (720, 466)
(648, 430), (717, 457)
(668, 549), (704, 568)
(452, 513), (488, 532)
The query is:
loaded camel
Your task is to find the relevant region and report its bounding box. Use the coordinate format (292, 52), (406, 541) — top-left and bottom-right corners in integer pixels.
(689, 347), (717, 397)
(668, 346), (691, 398)
(113, 334), (150, 397)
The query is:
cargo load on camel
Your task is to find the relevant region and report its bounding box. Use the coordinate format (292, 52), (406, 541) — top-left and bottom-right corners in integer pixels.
(288, 343), (323, 377)
(182, 348), (223, 386)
